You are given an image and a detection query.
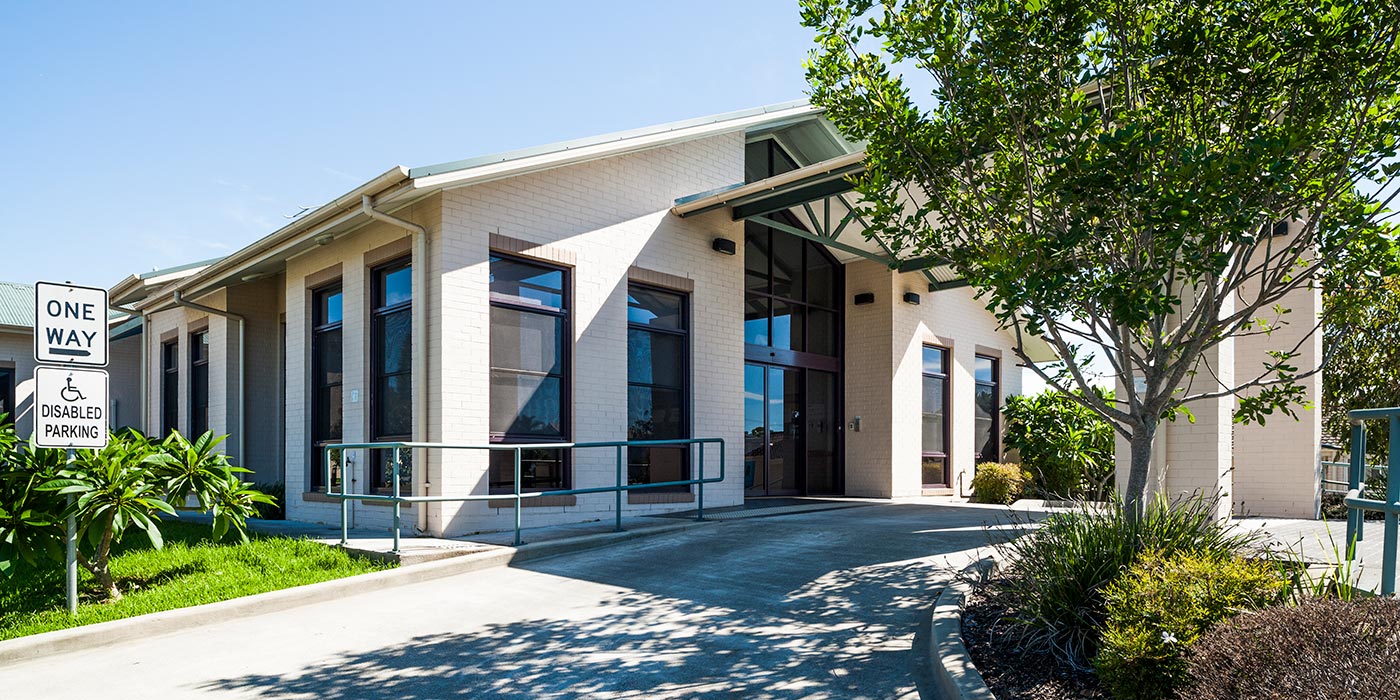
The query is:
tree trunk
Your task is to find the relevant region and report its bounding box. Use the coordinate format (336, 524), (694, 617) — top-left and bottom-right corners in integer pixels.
(1124, 420), (1157, 518)
(91, 515), (122, 602)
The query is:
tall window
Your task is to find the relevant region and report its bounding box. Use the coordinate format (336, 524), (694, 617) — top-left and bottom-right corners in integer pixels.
(370, 259), (412, 493)
(744, 223), (841, 358)
(488, 253), (570, 493)
(161, 340), (178, 436)
(974, 355), (1001, 462)
(311, 284), (343, 491)
(0, 368), (14, 425)
(922, 346), (950, 487)
(627, 284), (689, 491)
(190, 331), (209, 436)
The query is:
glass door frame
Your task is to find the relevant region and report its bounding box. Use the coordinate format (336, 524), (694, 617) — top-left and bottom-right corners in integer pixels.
(743, 360), (845, 497)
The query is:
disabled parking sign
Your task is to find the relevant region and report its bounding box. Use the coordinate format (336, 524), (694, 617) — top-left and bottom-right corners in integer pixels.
(33, 366), (109, 449)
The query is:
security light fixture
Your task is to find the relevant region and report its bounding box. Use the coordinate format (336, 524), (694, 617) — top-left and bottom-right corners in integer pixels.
(903, 292), (921, 305)
(854, 292), (875, 305)
(712, 238), (737, 255)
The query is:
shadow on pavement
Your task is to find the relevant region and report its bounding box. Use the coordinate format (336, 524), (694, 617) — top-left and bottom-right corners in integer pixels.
(199, 504), (1035, 700)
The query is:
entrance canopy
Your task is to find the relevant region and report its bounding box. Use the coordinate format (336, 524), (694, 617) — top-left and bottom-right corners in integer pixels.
(670, 152), (967, 291)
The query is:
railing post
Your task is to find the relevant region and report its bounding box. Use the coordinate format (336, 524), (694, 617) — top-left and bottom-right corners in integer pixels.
(1348, 420), (1366, 554)
(513, 447), (523, 547)
(615, 445), (624, 533)
(337, 449), (348, 547)
(391, 447), (402, 556)
(1385, 416), (1400, 596)
(696, 441), (705, 522)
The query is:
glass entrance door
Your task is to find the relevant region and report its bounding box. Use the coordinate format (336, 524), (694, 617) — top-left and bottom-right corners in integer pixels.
(745, 364), (799, 496)
(744, 363), (842, 497)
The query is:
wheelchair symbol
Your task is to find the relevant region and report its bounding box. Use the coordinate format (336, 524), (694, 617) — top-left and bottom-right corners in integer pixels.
(60, 376), (87, 403)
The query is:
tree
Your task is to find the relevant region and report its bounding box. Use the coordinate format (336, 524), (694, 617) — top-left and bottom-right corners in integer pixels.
(1324, 273), (1400, 461)
(1, 429), (274, 601)
(803, 0), (1400, 510)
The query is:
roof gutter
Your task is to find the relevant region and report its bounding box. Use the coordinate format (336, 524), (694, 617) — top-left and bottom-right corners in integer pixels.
(360, 194), (430, 535)
(172, 291), (246, 473)
(146, 167), (412, 308)
(670, 150), (867, 218)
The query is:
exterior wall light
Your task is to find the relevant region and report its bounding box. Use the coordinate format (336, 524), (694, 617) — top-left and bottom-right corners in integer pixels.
(903, 292), (921, 305)
(712, 238), (737, 255)
(853, 292), (875, 305)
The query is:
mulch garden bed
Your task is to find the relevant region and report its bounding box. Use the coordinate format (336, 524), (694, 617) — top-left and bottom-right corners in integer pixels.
(961, 586), (1108, 700)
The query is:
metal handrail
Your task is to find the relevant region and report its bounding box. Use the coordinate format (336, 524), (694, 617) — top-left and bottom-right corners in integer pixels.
(1343, 408), (1400, 596)
(321, 437), (726, 552)
(1323, 460), (1385, 492)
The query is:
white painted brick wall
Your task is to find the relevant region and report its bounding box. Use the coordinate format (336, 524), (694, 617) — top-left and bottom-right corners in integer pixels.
(433, 133), (746, 535)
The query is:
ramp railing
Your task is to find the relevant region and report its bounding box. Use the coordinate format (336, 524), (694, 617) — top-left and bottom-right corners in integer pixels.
(320, 437), (725, 553)
(1344, 408), (1400, 596)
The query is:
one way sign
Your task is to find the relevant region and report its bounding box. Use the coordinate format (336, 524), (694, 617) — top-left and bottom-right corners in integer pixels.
(34, 282), (109, 367)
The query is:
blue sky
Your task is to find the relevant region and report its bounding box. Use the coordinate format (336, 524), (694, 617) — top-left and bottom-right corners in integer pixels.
(0, 1), (815, 287)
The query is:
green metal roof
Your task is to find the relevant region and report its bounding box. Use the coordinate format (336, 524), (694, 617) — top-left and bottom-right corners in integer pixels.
(0, 281), (34, 329)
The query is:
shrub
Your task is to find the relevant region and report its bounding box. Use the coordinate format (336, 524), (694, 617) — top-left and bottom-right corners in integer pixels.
(1093, 550), (1287, 700)
(2, 429), (275, 600)
(1182, 598), (1400, 700)
(1003, 389), (1116, 500)
(992, 494), (1259, 668)
(970, 462), (1032, 505)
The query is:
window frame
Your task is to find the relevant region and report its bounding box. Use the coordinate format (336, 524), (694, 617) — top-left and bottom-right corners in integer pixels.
(921, 345), (951, 487)
(974, 354), (1001, 463)
(626, 282), (691, 492)
(310, 282), (344, 492)
(487, 252), (573, 494)
(160, 339), (179, 437)
(743, 220), (845, 369)
(369, 257), (414, 494)
(0, 367), (14, 425)
(189, 330), (209, 437)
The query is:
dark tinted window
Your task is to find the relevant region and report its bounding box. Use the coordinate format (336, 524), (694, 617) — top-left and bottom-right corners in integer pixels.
(161, 340), (178, 437)
(0, 368), (14, 424)
(744, 222), (842, 358)
(922, 346), (950, 486)
(371, 260), (412, 493)
(489, 254), (570, 493)
(490, 254), (565, 309)
(974, 355), (1000, 462)
(190, 331), (209, 436)
(627, 284), (689, 490)
(311, 284), (344, 491)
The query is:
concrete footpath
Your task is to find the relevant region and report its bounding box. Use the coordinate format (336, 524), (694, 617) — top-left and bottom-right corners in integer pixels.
(0, 502), (1018, 700)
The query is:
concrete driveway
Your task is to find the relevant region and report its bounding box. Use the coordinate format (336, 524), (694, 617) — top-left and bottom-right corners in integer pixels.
(0, 502), (1019, 700)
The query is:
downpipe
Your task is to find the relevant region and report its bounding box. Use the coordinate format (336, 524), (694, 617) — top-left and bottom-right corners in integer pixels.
(172, 291), (246, 472)
(361, 194), (430, 535)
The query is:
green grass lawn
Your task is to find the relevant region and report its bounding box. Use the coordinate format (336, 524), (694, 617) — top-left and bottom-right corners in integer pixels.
(1, 520), (392, 641)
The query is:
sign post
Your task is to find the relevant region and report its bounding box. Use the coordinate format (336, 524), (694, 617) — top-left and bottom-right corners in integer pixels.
(32, 281), (110, 616)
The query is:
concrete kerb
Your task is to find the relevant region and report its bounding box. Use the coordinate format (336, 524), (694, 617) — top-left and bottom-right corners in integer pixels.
(0, 519), (711, 665)
(916, 556), (999, 700)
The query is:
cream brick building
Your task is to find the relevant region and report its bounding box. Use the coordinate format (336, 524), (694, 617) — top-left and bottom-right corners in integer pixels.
(101, 102), (1323, 535)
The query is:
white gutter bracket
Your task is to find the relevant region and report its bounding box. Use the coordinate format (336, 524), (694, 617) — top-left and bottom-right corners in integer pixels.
(361, 194), (430, 535)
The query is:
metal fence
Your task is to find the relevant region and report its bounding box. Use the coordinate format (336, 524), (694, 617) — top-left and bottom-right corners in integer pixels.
(1343, 407), (1400, 596)
(320, 437), (726, 552)
(1323, 460), (1387, 494)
